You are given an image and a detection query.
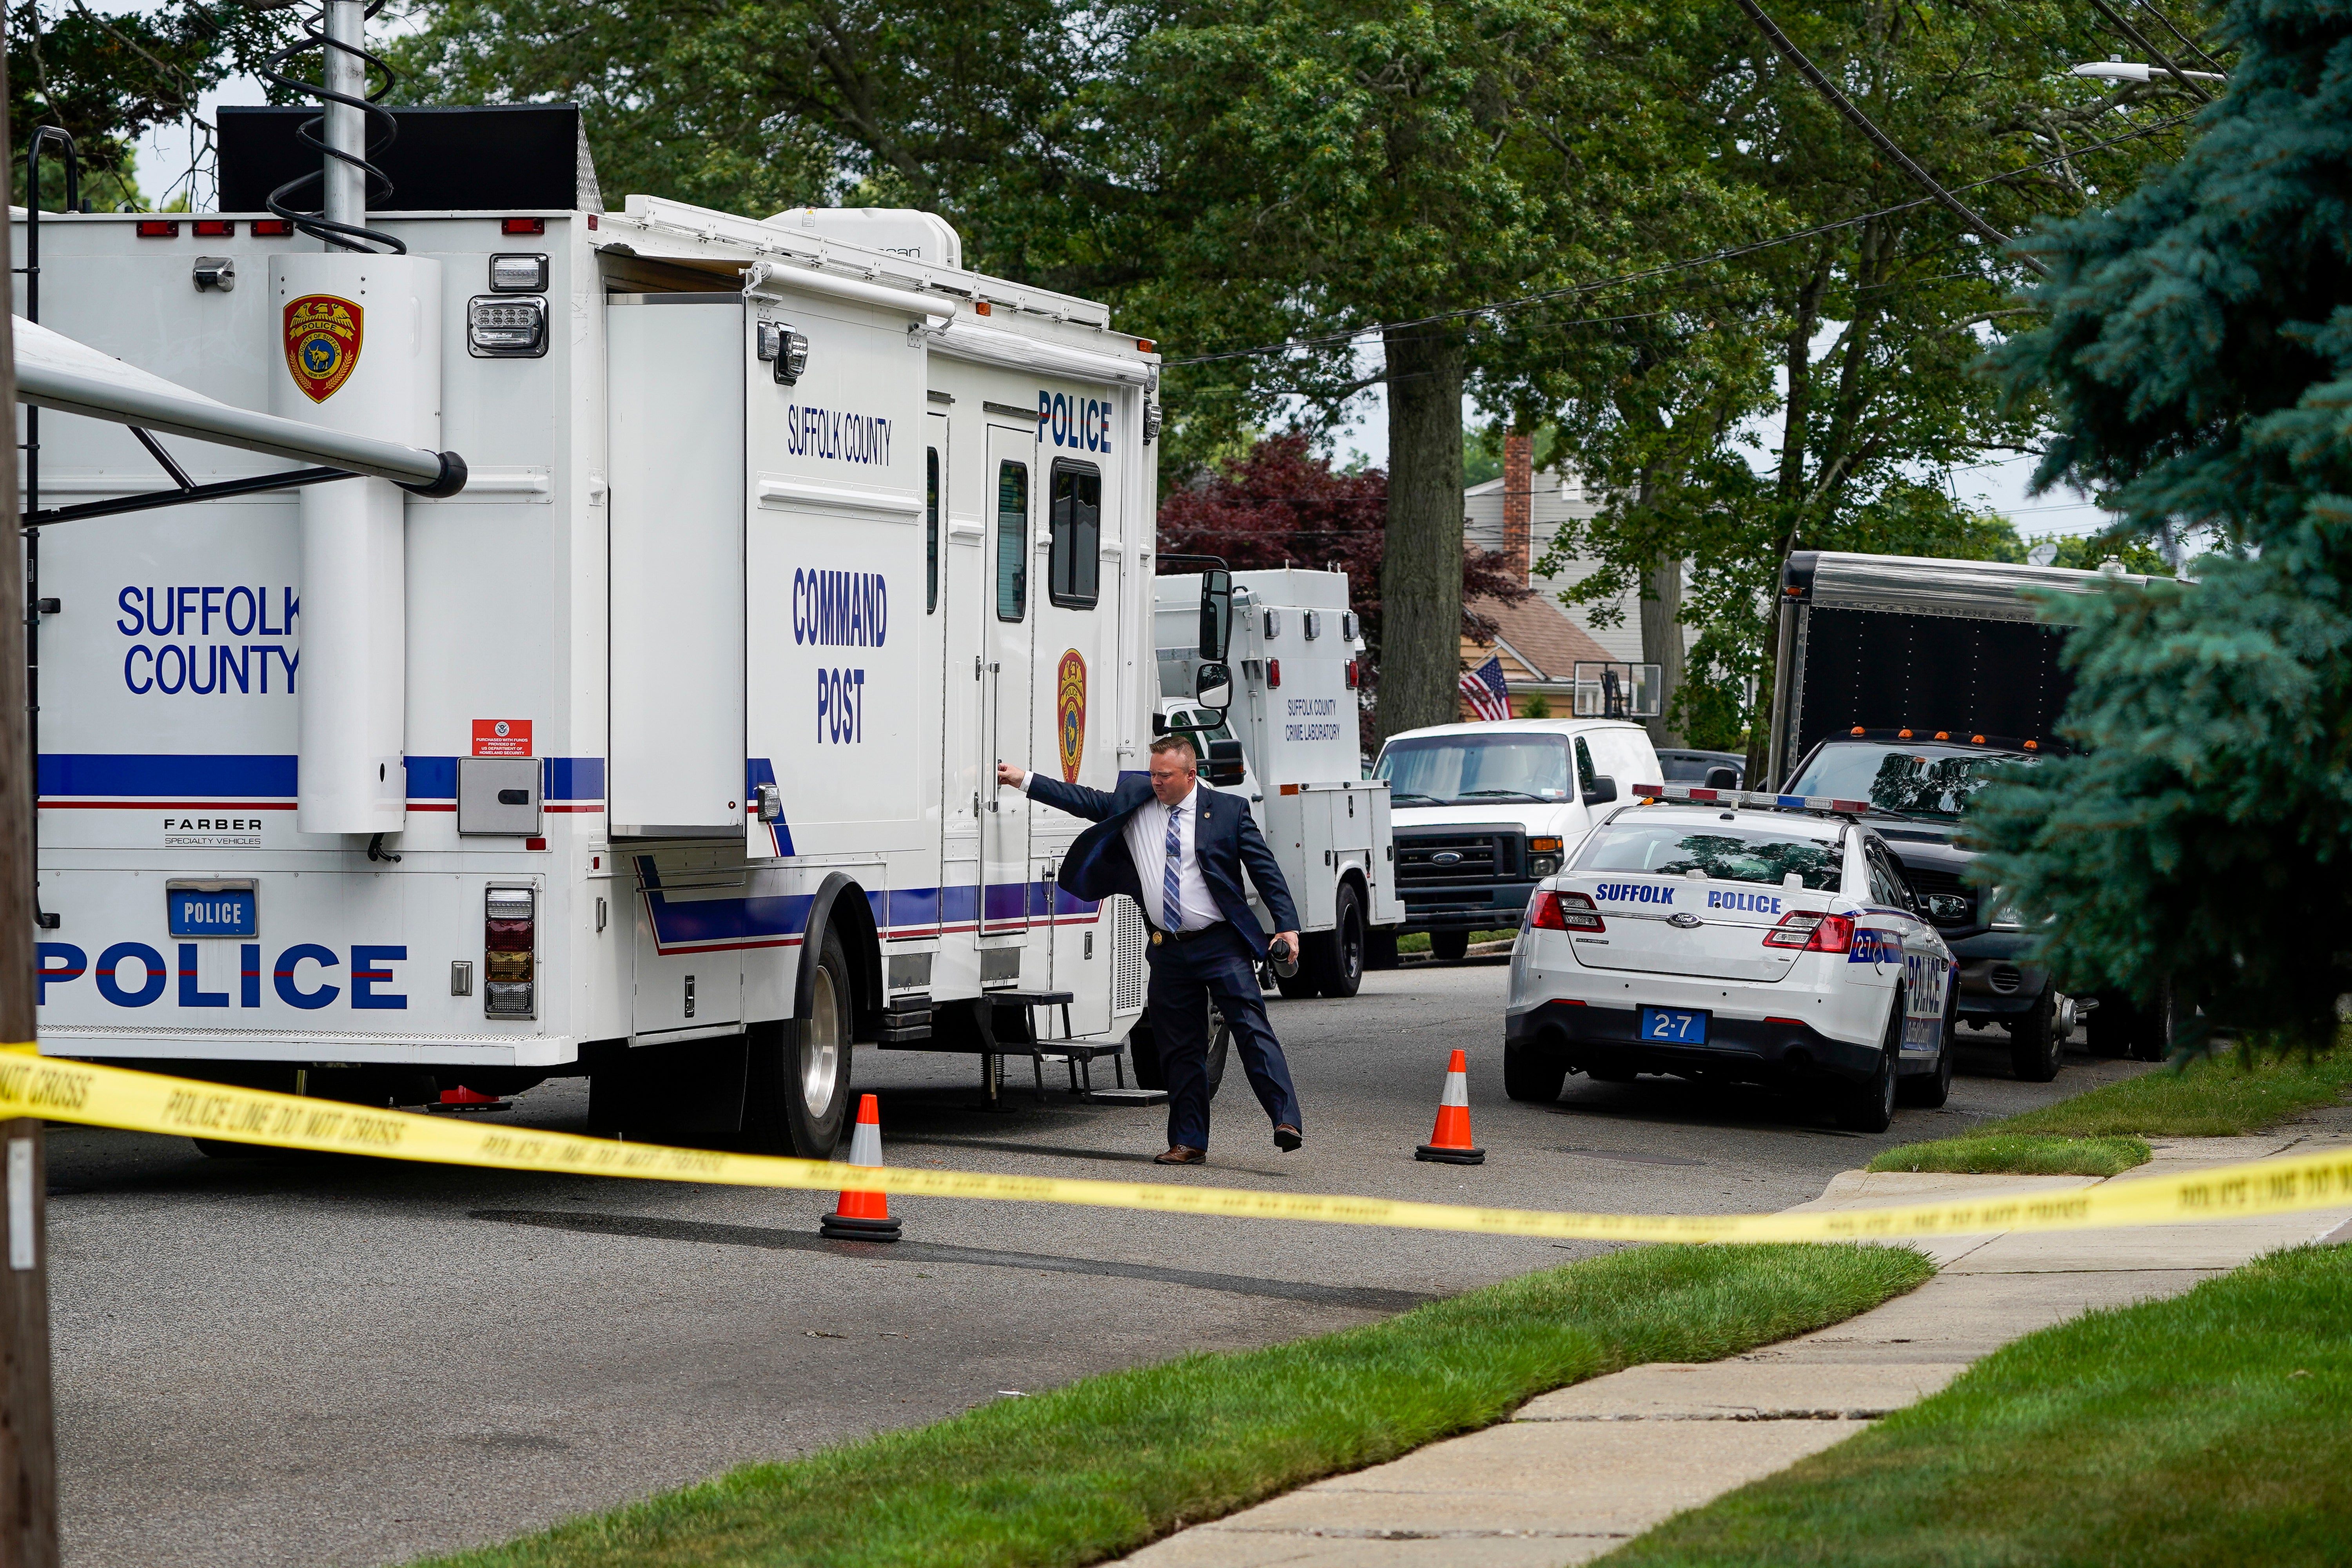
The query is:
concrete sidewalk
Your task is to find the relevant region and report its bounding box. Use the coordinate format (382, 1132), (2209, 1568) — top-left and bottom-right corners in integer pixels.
(1116, 1124), (2352, 1567)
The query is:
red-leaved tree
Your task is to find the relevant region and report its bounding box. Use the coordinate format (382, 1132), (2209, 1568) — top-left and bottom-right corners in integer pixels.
(1156, 433), (1529, 751)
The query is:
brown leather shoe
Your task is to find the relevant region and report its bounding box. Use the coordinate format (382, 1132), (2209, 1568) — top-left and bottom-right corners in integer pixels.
(1154, 1145), (1206, 1165)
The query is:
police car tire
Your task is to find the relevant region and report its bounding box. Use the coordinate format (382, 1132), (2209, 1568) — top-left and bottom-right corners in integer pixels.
(1898, 1031), (1954, 1108)
(1503, 1039), (1569, 1103)
(2009, 987), (2062, 1083)
(1837, 995), (1902, 1133)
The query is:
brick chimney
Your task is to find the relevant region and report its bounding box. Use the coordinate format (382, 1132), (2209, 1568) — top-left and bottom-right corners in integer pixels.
(1501, 432), (1532, 584)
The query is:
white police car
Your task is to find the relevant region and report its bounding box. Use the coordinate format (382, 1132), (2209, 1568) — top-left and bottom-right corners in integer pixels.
(1503, 784), (1955, 1133)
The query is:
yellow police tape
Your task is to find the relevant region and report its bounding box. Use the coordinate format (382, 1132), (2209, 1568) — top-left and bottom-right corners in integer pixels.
(4, 1047), (2350, 1245)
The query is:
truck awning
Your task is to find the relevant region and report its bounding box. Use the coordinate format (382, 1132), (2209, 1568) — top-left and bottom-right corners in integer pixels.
(12, 316), (466, 503)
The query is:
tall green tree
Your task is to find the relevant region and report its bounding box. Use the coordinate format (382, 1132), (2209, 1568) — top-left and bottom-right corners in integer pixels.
(1971, 0), (2352, 1052)
(7, 1), (295, 211)
(1530, 0), (2221, 759)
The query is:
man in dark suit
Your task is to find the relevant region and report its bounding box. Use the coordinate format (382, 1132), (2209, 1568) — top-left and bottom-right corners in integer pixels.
(996, 734), (1303, 1165)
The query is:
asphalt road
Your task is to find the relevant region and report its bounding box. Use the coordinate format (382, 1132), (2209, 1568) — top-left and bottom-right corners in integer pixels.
(46, 960), (2148, 1567)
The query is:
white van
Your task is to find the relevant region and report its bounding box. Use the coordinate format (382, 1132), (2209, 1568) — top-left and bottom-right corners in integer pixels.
(1372, 719), (1664, 960)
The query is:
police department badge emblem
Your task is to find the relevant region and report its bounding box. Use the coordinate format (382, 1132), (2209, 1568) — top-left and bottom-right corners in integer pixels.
(1056, 649), (1087, 783)
(283, 294), (363, 403)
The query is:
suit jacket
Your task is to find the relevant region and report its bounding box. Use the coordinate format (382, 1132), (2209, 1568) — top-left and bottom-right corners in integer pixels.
(1027, 772), (1300, 956)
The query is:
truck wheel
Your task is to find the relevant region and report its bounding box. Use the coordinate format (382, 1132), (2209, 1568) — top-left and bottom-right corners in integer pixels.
(1837, 992), (1902, 1133)
(1365, 927), (1401, 971)
(1308, 882), (1367, 998)
(2009, 985), (2062, 1083)
(1503, 1038), (1568, 1103)
(1430, 930), (1469, 963)
(747, 926), (856, 1158)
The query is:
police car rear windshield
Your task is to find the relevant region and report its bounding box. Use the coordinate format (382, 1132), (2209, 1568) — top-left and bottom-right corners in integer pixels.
(1785, 742), (2033, 821)
(1575, 821), (1844, 891)
(1375, 734), (1569, 805)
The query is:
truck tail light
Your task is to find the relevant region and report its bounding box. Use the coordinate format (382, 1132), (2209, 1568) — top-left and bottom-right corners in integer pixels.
(1530, 891), (1602, 931)
(469, 295), (548, 358)
(1267, 658), (1281, 688)
(136, 220), (180, 238)
(502, 216), (547, 235)
(484, 887), (536, 1016)
(1345, 659), (1359, 689)
(251, 219), (294, 237)
(1764, 910), (1852, 953)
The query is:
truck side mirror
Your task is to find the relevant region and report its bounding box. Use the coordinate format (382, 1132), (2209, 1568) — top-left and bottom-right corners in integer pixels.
(1194, 661), (1232, 713)
(1198, 570), (1233, 662)
(1583, 773), (1618, 807)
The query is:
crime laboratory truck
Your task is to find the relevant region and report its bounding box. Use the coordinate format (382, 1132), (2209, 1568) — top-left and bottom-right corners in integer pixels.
(1152, 568), (1400, 1001)
(1762, 549), (2173, 1069)
(22, 15), (1207, 1154)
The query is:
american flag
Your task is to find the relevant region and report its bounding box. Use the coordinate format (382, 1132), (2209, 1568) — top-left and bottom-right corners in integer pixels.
(1458, 654), (1512, 722)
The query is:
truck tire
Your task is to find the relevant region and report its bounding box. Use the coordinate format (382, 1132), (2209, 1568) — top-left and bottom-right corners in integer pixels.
(2009, 985), (2062, 1083)
(192, 1139), (271, 1160)
(747, 926), (856, 1158)
(1837, 992), (1902, 1133)
(1307, 881), (1367, 999)
(1274, 963), (1319, 1000)
(1503, 1038), (1568, 1103)
(1365, 927), (1401, 971)
(2129, 979), (2181, 1063)
(1430, 930), (1470, 963)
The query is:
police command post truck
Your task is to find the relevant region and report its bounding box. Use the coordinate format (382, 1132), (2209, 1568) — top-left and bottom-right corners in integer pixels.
(23, 13), (1189, 1155)
(1152, 569), (1400, 1001)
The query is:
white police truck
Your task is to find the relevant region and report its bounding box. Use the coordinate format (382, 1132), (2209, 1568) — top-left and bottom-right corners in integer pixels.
(22, 32), (1192, 1155)
(1153, 569), (1401, 1000)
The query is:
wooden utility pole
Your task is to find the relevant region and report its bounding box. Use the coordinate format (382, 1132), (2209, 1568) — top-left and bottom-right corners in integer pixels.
(0, 41), (62, 1568)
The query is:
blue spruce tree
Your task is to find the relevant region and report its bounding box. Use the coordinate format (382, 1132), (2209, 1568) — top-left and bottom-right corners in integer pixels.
(1975, 0), (2352, 1051)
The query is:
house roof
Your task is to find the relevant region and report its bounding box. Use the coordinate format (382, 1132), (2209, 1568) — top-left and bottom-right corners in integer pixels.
(1465, 592), (1617, 684)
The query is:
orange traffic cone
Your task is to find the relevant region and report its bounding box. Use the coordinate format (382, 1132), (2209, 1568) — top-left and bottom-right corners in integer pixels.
(1415, 1049), (1485, 1165)
(821, 1093), (903, 1241)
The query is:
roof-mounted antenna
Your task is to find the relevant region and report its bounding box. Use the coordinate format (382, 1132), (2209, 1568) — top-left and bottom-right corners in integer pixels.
(256, 0), (405, 253)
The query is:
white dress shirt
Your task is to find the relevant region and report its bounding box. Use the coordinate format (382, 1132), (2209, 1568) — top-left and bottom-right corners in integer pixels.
(1020, 771), (1219, 931)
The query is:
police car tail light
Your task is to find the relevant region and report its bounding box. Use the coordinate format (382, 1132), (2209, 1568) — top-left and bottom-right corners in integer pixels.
(1530, 891), (1601, 932)
(469, 295), (548, 358)
(1764, 910), (1852, 953)
(484, 887), (536, 1016)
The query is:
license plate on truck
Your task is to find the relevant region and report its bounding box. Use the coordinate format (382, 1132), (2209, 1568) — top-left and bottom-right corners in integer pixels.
(165, 880), (257, 938)
(1639, 1006), (1708, 1044)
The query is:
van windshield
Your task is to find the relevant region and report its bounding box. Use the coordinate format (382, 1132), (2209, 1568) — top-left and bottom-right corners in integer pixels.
(1375, 735), (1571, 805)
(1786, 742), (2030, 820)
(1574, 820), (1844, 890)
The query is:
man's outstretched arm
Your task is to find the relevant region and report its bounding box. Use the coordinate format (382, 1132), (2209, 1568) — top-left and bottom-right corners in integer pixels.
(997, 761), (1121, 822)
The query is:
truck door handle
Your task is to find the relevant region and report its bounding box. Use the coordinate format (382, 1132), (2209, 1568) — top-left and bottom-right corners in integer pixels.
(497, 789), (529, 805)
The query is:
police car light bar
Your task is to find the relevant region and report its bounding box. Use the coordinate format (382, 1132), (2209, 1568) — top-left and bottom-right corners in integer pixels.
(1632, 782), (1871, 815)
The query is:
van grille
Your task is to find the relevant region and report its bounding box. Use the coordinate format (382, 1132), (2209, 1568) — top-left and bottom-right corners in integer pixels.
(1396, 833), (1515, 885)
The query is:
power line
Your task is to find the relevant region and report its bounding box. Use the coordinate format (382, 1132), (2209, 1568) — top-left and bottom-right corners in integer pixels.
(1730, 0), (2050, 275)
(1167, 110), (2194, 369)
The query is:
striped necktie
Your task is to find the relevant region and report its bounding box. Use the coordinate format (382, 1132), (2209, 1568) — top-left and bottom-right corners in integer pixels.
(1162, 803), (1184, 933)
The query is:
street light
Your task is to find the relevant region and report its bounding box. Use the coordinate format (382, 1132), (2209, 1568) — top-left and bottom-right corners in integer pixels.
(2071, 60), (2225, 83)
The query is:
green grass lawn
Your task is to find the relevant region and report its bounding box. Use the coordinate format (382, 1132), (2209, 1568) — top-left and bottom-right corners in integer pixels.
(1871, 1046), (2352, 1176)
(1601, 1243), (2352, 1568)
(1866, 1133), (2150, 1177)
(414, 1242), (1931, 1568)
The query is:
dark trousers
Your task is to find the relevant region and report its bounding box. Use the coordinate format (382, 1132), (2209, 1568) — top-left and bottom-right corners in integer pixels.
(1146, 922), (1301, 1151)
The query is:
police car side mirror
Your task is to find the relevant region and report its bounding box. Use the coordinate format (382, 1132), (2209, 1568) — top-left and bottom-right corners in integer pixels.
(1199, 570), (1233, 662)
(1582, 774), (1618, 806)
(1194, 662), (1233, 713)
(1704, 765), (1739, 790)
